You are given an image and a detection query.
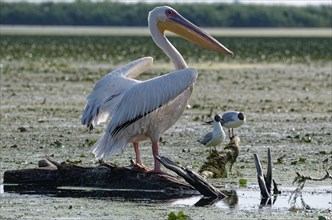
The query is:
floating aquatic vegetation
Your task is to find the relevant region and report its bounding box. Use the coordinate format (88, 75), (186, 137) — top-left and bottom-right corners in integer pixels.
(168, 210), (190, 220)
(1, 36), (331, 64)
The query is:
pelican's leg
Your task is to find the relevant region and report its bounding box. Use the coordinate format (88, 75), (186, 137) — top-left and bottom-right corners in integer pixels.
(134, 142), (143, 165)
(133, 142), (149, 171)
(152, 142), (162, 173)
(149, 142), (177, 177)
(228, 129), (232, 139)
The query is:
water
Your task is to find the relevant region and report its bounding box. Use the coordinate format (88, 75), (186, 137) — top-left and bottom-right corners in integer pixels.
(172, 187), (332, 210)
(1, 184), (331, 211)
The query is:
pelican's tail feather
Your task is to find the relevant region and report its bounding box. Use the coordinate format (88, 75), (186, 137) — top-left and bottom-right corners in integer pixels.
(91, 132), (128, 159)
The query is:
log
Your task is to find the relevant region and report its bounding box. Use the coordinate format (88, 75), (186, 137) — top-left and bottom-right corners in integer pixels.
(199, 136), (240, 178)
(3, 156), (225, 199)
(4, 157), (195, 199)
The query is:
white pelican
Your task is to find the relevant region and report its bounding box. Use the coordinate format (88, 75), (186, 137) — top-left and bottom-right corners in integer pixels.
(205, 111), (246, 138)
(81, 6), (233, 173)
(198, 115), (226, 151)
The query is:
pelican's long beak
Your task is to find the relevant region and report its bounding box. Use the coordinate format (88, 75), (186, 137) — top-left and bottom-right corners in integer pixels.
(158, 13), (234, 57)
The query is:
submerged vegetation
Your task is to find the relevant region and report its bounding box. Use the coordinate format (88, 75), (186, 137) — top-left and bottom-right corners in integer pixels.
(1, 35), (331, 64)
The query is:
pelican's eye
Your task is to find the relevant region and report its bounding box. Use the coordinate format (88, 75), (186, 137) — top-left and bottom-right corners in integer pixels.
(165, 9), (175, 17)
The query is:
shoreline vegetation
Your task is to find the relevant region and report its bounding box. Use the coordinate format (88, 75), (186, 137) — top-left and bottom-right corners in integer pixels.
(1, 2), (331, 27)
(1, 32), (331, 64)
(1, 26), (331, 37)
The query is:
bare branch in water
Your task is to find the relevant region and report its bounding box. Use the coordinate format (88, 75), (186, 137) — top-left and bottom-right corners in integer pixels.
(289, 170), (331, 210)
(294, 170), (332, 185)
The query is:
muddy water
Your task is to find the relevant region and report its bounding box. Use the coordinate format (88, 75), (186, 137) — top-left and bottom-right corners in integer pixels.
(1, 61), (331, 219)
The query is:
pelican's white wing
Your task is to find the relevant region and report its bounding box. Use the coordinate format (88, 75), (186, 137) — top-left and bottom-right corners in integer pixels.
(110, 67), (197, 135)
(92, 67), (197, 158)
(81, 57), (153, 129)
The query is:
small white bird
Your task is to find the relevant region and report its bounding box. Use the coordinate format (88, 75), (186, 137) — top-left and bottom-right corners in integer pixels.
(198, 115), (226, 151)
(205, 111), (246, 139)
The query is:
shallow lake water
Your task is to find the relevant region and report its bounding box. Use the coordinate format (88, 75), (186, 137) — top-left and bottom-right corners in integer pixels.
(1, 34), (331, 218)
(1, 183), (331, 219)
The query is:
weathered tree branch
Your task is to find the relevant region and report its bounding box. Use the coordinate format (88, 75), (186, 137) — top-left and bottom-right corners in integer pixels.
(4, 155), (226, 199)
(294, 170), (332, 184)
(253, 153), (270, 198)
(292, 170), (332, 194)
(253, 148), (280, 199)
(157, 156), (226, 199)
(265, 148), (272, 194)
(289, 171), (331, 210)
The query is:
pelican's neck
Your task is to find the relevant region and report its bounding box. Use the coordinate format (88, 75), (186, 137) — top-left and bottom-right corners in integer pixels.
(149, 20), (188, 70)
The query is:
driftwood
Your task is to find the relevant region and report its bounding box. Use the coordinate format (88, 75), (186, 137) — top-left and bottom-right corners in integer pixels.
(289, 170), (332, 209)
(253, 148), (281, 206)
(157, 156), (225, 199)
(293, 170), (332, 186)
(3, 156), (225, 200)
(199, 136), (240, 178)
(253, 150), (271, 198)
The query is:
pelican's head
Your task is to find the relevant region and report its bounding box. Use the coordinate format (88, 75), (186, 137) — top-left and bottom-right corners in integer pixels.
(148, 6), (234, 57)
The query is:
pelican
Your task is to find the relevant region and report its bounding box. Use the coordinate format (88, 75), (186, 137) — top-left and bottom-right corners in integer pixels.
(205, 111), (246, 138)
(198, 115), (226, 151)
(81, 6), (233, 173)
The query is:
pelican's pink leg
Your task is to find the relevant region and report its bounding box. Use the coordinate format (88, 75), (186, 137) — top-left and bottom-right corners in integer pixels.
(149, 142), (176, 177)
(152, 142), (162, 172)
(133, 142), (142, 165)
(133, 142), (149, 171)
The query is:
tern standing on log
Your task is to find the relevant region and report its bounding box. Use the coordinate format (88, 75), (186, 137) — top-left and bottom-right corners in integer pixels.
(81, 6), (233, 173)
(198, 115), (226, 151)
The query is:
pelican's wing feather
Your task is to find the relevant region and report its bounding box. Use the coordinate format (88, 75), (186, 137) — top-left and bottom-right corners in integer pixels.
(110, 67), (197, 136)
(198, 132), (213, 145)
(92, 67), (197, 158)
(81, 57), (153, 129)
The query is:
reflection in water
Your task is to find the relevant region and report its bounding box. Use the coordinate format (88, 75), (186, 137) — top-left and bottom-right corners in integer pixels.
(259, 195), (278, 209)
(170, 190), (239, 208)
(172, 188), (332, 211)
(2, 184), (197, 201)
(2, 184), (331, 210)
(222, 190), (239, 209)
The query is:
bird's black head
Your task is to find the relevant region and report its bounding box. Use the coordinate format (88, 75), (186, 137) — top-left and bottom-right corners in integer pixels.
(214, 114), (222, 122)
(238, 112), (245, 120)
